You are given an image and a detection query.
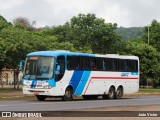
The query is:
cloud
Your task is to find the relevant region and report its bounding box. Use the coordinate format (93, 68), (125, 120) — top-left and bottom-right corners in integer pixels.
(0, 0), (23, 12)
(116, 0), (160, 27)
(0, 0), (160, 27)
(0, 0), (55, 27)
(90, 0), (130, 26)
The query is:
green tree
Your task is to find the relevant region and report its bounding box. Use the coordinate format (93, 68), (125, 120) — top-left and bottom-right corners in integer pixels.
(142, 19), (160, 87)
(37, 28), (75, 51)
(123, 40), (160, 87)
(143, 19), (160, 52)
(0, 27), (32, 88)
(0, 38), (6, 67)
(0, 15), (86, 89)
(0, 15), (12, 65)
(0, 15), (12, 84)
(53, 13), (121, 54)
(0, 15), (12, 31)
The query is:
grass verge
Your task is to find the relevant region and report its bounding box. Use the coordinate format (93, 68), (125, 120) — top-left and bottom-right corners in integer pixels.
(139, 87), (160, 92)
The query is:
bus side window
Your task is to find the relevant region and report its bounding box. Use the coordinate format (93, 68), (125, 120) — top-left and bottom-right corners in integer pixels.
(56, 56), (65, 82)
(79, 56), (87, 70)
(119, 59), (129, 72)
(67, 56), (72, 70)
(96, 57), (104, 71)
(79, 56), (93, 71)
(129, 60), (138, 72)
(103, 59), (106, 70)
(105, 58), (111, 71)
(75, 56), (80, 70)
(67, 56), (80, 70)
(91, 58), (96, 70)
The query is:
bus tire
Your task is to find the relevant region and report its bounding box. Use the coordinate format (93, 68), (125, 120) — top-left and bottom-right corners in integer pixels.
(107, 87), (115, 99)
(62, 88), (73, 101)
(36, 95), (46, 101)
(115, 86), (123, 99)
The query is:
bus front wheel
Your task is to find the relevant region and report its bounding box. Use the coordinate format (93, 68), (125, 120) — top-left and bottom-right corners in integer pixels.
(36, 95), (46, 101)
(107, 87), (115, 99)
(62, 88), (73, 101)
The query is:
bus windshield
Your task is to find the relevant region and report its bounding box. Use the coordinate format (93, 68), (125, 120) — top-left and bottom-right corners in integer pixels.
(24, 56), (54, 80)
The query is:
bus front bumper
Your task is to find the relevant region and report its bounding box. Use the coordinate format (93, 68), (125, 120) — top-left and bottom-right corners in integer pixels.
(22, 87), (61, 96)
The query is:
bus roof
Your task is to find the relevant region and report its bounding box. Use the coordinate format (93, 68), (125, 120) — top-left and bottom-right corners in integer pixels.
(27, 50), (139, 60)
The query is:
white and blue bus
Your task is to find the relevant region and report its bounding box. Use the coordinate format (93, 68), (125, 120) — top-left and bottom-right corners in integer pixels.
(20, 50), (139, 101)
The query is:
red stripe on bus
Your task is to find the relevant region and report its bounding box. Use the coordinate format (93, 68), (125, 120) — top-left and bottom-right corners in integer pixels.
(84, 77), (139, 95)
(91, 77), (138, 80)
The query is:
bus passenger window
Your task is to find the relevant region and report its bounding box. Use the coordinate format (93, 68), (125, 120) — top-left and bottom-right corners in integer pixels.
(90, 58), (96, 70)
(129, 60), (138, 72)
(96, 58), (103, 71)
(103, 59), (106, 70)
(92, 62), (96, 70)
(119, 60), (128, 72)
(105, 58), (113, 71)
(67, 56), (79, 70)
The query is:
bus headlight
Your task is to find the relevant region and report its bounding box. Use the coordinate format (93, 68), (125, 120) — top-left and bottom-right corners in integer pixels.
(43, 85), (52, 89)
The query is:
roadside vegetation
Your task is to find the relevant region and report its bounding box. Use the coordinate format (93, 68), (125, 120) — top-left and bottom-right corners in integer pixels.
(0, 13), (160, 90)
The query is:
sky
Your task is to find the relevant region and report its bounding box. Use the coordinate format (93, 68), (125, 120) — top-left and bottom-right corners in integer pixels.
(0, 0), (160, 27)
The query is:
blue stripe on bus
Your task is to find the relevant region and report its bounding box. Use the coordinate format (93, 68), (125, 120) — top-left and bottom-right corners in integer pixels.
(46, 79), (56, 87)
(69, 70), (84, 93)
(31, 80), (36, 88)
(48, 79), (56, 86)
(74, 71), (91, 95)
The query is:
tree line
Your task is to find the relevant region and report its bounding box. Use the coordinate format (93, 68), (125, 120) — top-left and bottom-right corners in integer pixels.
(0, 13), (160, 88)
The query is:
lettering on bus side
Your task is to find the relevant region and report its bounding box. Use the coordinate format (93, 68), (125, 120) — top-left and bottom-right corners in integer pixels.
(121, 72), (129, 77)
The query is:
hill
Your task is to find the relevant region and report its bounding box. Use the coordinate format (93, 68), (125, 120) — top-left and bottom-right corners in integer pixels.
(116, 27), (144, 40)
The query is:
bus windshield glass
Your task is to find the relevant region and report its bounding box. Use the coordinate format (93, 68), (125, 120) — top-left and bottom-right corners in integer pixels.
(24, 56), (54, 80)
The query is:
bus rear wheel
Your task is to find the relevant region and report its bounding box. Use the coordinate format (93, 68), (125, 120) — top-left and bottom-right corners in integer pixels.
(36, 95), (46, 101)
(115, 86), (123, 99)
(103, 87), (115, 99)
(62, 88), (73, 101)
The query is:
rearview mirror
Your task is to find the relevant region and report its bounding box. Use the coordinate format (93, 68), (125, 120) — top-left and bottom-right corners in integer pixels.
(19, 60), (25, 71)
(55, 65), (60, 74)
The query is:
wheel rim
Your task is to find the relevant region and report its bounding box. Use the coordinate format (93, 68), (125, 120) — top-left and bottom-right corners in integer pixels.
(109, 88), (114, 98)
(117, 88), (122, 97)
(65, 91), (71, 98)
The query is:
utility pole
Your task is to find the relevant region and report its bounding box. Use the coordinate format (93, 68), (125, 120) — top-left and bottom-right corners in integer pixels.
(148, 26), (150, 45)
(147, 25), (150, 89)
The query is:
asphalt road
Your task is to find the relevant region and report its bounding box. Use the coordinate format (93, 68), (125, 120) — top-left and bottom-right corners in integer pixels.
(0, 96), (160, 111)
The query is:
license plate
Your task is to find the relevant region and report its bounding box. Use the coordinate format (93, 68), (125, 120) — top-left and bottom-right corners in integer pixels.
(34, 92), (39, 95)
